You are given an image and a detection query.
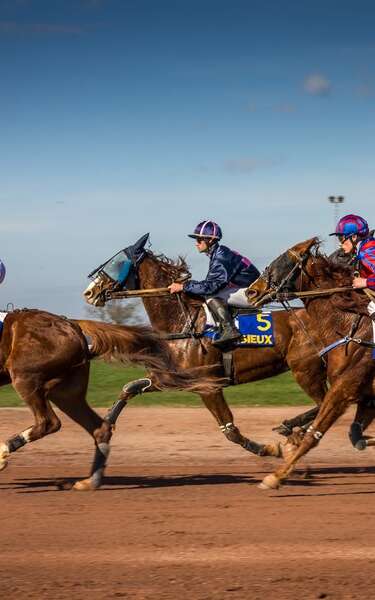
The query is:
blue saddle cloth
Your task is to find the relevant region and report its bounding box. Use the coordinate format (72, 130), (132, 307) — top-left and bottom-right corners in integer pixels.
(203, 310), (275, 347)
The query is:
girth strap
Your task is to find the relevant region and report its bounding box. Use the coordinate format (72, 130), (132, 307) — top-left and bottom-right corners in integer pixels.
(319, 335), (375, 358)
(222, 351), (234, 384)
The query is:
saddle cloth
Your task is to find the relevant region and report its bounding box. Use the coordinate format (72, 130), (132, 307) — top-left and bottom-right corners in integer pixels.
(203, 309), (275, 347)
(0, 312), (8, 337)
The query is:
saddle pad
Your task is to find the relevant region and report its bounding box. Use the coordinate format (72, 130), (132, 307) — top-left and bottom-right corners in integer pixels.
(204, 310), (274, 347)
(0, 311), (8, 337)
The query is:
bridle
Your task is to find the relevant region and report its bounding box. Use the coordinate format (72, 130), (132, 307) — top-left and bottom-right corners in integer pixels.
(252, 243), (331, 362)
(87, 252), (142, 305)
(254, 247), (314, 306)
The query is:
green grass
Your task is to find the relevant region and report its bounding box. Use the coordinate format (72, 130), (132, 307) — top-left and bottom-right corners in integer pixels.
(0, 360), (313, 408)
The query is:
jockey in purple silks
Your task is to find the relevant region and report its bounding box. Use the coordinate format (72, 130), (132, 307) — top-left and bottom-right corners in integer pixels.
(169, 220), (260, 347)
(330, 214), (375, 357)
(0, 260), (5, 286)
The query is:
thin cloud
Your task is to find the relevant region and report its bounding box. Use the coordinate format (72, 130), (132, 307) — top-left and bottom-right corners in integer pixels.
(222, 157), (281, 174)
(246, 102), (258, 112)
(0, 219), (50, 233)
(246, 102), (296, 113)
(357, 82), (374, 98)
(0, 21), (84, 35)
(273, 103), (296, 113)
(304, 73), (331, 96)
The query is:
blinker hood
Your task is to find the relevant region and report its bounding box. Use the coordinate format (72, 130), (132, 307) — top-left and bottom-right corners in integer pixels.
(87, 233), (150, 279)
(124, 233), (150, 264)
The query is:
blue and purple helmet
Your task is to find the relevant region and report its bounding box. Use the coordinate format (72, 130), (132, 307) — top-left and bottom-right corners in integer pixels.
(0, 259), (6, 284)
(188, 220), (222, 241)
(330, 214), (369, 240)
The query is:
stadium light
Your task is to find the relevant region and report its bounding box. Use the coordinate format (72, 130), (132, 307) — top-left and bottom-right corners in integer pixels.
(328, 195), (345, 248)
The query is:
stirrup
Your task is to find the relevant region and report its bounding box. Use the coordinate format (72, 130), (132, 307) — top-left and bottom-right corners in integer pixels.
(212, 330), (241, 348)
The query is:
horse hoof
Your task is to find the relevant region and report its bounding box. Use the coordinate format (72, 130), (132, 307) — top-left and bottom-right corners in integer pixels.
(272, 423), (293, 437)
(258, 474), (280, 490)
(73, 478), (98, 491)
(355, 439), (367, 451)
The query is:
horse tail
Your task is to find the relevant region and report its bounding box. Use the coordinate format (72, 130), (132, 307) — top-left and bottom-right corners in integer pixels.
(72, 320), (222, 394)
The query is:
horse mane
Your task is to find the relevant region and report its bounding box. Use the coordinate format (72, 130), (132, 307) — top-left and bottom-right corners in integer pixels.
(307, 243), (368, 313)
(145, 250), (191, 281)
(313, 250), (353, 286)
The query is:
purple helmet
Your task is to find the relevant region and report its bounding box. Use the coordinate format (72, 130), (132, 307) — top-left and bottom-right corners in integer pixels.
(330, 214), (369, 239)
(0, 260), (5, 284)
(188, 220), (222, 240)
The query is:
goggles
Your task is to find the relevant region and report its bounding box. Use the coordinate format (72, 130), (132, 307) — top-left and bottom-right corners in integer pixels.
(337, 234), (355, 243)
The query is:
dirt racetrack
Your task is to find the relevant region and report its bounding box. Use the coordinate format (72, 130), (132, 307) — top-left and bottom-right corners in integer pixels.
(1, 405), (375, 600)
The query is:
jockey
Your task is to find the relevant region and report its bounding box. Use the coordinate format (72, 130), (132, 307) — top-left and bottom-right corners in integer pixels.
(169, 220), (260, 347)
(0, 259), (5, 285)
(330, 214), (375, 356)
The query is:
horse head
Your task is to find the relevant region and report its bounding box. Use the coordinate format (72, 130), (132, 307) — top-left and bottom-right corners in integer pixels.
(247, 237), (320, 306)
(83, 233), (150, 306)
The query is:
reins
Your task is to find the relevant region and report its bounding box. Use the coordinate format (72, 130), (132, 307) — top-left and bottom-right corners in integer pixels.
(272, 285), (357, 301)
(252, 285), (356, 307)
(105, 282), (208, 350)
(105, 287), (171, 300)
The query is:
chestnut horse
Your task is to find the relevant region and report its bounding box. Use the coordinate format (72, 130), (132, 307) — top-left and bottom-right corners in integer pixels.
(83, 234), (333, 459)
(0, 309), (218, 490)
(247, 237), (375, 489)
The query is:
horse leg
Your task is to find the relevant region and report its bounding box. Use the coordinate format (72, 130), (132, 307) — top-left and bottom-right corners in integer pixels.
(199, 390), (283, 457)
(274, 353), (328, 436)
(259, 383), (352, 490)
(349, 397), (375, 450)
(104, 378), (153, 426)
(272, 406), (320, 436)
(49, 365), (113, 491)
(0, 377), (61, 471)
(269, 355), (329, 456)
(63, 378), (153, 488)
(275, 329), (328, 437)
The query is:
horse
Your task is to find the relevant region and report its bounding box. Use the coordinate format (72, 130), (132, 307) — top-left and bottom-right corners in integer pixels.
(0, 309), (219, 490)
(247, 237), (375, 489)
(83, 233), (335, 459)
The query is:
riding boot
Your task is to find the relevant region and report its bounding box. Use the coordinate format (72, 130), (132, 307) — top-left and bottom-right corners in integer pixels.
(206, 298), (241, 347)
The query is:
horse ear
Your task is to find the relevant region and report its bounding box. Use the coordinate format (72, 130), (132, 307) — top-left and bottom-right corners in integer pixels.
(134, 233), (150, 251)
(124, 233), (150, 263)
(288, 237), (319, 257)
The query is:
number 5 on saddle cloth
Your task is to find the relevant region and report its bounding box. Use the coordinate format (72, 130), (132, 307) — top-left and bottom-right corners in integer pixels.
(203, 309), (275, 347)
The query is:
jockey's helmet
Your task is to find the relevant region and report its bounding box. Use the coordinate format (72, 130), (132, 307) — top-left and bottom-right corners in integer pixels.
(188, 221), (223, 241)
(0, 260), (5, 284)
(330, 214), (369, 240)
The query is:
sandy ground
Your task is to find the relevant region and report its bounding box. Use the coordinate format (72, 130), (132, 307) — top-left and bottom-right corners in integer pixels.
(1, 405), (375, 600)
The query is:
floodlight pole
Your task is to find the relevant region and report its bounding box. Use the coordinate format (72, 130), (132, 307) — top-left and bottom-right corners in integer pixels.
(328, 195), (345, 248)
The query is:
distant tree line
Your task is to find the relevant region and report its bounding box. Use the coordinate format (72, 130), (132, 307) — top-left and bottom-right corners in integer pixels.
(84, 298), (148, 325)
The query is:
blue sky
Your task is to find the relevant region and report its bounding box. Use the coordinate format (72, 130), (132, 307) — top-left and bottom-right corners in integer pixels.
(0, 0), (374, 317)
